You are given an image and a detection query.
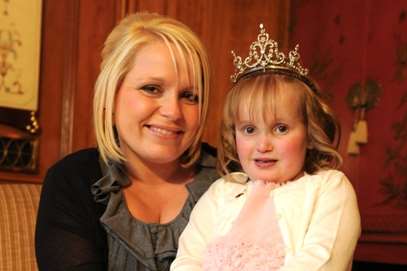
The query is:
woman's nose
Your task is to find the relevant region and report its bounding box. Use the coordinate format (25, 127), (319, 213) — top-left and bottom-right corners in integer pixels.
(159, 92), (182, 121)
(256, 133), (273, 153)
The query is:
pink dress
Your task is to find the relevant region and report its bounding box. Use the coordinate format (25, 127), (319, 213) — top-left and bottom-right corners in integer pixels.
(203, 180), (285, 271)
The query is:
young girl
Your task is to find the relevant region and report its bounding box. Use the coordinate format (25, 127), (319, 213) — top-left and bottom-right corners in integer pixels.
(170, 24), (361, 271)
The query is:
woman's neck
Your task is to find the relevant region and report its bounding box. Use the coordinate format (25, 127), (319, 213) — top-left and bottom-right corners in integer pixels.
(124, 156), (194, 186)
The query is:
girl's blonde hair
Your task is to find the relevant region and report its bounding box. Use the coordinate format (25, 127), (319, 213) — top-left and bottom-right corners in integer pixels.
(93, 12), (210, 167)
(218, 73), (342, 178)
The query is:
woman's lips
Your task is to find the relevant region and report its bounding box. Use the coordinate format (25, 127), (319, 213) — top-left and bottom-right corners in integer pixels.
(146, 125), (183, 139)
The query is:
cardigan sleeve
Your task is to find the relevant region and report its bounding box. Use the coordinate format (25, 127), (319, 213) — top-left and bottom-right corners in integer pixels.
(280, 171), (361, 271)
(170, 179), (222, 271)
(35, 150), (107, 271)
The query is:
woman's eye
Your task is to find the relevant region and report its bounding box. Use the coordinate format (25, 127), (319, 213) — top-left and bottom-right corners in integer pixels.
(181, 90), (199, 104)
(140, 85), (160, 95)
(274, 124), (288, 135)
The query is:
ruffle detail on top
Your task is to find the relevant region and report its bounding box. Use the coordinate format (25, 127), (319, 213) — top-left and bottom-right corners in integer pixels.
(100, 189), (196, 270)
(91, 161), (129, 204)
(203, 237), (285, 271)
(203, 180), (286, 271)
(90, 148), (219, 270)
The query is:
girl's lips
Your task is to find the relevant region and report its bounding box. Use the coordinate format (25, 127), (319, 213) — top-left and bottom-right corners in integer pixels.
(254, 158), (277, 168)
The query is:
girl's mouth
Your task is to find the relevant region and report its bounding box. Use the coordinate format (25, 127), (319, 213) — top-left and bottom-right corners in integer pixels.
(254, 158), (277, 168)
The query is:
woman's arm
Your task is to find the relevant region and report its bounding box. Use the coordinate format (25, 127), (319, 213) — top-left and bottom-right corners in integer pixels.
(280, 171), (361, 271)
(35, 154), (107, 271)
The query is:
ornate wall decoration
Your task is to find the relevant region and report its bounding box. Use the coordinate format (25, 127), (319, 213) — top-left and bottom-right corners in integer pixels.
(379, 12), (407, 208)
(380, 90), (407, 208)
(394, 10), (406, 81)
(0, 0), (42, 111)
(394, 39), (407, 82)
(346, 79), (381, 154)
(0, 133), (38, 172)
(0, 0), (42, 173)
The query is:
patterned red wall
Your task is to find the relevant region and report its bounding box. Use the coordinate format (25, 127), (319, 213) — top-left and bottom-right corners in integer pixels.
(290, 0), (407, 264)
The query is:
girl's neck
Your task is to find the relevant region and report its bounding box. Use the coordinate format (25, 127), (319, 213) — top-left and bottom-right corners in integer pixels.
(253, 170), (305, 185)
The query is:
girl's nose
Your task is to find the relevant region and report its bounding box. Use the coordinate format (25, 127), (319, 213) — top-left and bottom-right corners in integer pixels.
(256, 133), (273, 153)
(159, 92), (182, 121)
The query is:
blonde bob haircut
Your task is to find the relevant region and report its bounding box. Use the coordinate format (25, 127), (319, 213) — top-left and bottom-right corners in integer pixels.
(93, 12), (210, 166)
(218, 73), (342, 179)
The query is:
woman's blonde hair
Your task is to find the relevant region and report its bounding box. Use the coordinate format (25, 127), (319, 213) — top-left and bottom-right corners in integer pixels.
(93, 12), (210, 166)
(218, 73), (342, 178)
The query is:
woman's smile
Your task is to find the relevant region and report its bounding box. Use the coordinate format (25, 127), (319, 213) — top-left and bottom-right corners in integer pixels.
(145, 124), (184, 139)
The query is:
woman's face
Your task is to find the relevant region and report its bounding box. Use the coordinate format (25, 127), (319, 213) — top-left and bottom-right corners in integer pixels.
(114, 41), (200, 168)
(235, 85), (308, 183)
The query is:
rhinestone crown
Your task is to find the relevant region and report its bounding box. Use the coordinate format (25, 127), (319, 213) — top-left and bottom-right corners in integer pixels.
(231, 24), (315, 90)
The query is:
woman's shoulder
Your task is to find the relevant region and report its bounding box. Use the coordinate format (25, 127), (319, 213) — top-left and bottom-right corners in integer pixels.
(45, 148), (103, 187)
(197, 143), (217, 169)
(49, 148), (100, 171)
(201, 142), (217, 157)
(39, 148), (107, 232)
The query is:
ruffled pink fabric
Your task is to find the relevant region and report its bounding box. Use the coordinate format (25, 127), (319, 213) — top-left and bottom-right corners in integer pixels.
(203, 180), (285, 271)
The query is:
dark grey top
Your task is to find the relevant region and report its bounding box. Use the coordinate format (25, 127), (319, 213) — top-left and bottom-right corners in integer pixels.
(91, 150), (219, 271)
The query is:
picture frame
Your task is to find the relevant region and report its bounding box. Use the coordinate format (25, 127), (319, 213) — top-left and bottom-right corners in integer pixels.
(0, 0), (42, 173)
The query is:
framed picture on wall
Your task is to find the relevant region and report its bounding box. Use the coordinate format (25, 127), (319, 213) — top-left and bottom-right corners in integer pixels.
(0, 0), (42, 172)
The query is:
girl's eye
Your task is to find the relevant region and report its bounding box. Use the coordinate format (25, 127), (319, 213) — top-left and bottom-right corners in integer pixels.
(274, 124), (288, 135)
(140, 85), (161, 95)
(242, 125), (256, 135)
(180, 90), (199, 104)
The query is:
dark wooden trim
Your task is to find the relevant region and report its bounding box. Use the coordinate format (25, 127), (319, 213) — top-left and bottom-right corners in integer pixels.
(117, 0), (129, 21)
(59, 0), (80, 157)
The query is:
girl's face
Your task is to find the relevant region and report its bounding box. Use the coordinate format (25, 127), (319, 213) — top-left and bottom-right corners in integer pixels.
(114, 40), (200, 169)
(235, 85), (308, 183)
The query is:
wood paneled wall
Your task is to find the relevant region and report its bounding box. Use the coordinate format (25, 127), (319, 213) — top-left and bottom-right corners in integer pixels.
(0, 0), (289, 183)
(0, 0), (118, 183)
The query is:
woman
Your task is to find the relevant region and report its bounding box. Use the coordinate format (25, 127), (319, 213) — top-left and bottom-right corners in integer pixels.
(35, 12), (218, 271)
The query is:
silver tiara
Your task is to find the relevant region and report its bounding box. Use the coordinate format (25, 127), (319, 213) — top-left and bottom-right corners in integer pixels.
(231, 24), (315, 91)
